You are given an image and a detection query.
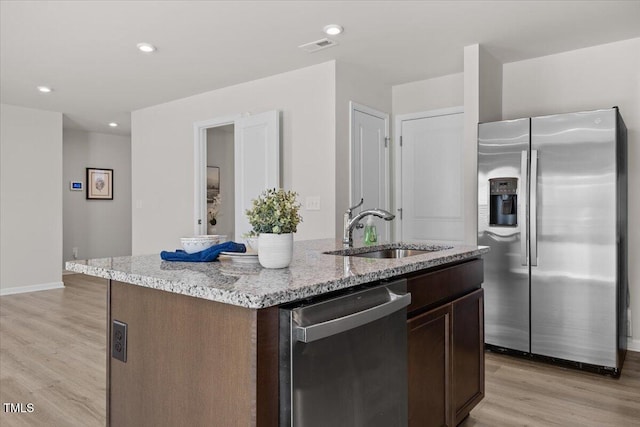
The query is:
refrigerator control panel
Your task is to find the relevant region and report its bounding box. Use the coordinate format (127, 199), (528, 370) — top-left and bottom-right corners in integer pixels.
(490, 178), (518, 195)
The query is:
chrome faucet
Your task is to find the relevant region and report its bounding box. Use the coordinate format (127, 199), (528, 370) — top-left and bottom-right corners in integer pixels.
(343, 198), (395, 248)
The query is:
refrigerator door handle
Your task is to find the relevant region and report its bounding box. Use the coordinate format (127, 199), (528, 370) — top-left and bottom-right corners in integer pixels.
(530, 150), (538, 266)
(520, 150), (528, 266)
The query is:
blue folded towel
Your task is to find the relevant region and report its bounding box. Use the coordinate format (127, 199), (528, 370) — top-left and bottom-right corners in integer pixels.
(160, 241), (246, 262)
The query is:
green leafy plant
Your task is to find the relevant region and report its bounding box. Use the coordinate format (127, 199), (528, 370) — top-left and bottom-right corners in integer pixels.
(246, 188), (302, 234)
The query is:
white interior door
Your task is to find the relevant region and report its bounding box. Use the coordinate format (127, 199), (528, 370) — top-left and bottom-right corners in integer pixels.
(397, 108), (464, 244)
(350, 102), (390, 243)
(234, 111), (280, 241)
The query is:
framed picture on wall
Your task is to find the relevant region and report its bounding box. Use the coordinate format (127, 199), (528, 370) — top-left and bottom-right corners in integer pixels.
(207, 166), (220, 203)
(86, 168), (113, 200)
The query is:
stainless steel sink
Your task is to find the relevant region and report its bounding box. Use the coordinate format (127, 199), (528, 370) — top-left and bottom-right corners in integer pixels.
(324, 244), (451, 258)
(351, 248), (431, 259)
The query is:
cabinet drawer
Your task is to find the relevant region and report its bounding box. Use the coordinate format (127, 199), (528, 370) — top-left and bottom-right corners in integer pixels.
(407, 258), (483, 315)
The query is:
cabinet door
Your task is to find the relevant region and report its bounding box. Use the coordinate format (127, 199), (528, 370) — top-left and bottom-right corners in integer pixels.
(408, 304), (453, 427)
(452, 288), (484, 424)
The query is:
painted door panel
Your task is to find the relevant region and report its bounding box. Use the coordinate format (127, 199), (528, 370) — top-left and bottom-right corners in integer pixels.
(351, 105), (390, 242)
(401, 112), (464, 244)
(234, 111), (280, 241)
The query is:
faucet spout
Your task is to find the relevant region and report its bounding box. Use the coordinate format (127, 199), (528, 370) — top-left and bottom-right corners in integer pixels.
(353, 208), (395, 223)
(343, 207), (395, 248)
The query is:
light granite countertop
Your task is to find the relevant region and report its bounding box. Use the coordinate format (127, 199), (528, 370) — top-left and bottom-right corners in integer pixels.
(65, 239), (489, 309)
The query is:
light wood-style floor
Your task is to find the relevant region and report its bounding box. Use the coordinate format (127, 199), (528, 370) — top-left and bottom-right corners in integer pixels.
(462, 350), (640, 427)
(0, 274), (107, 427)
(1, 274), (639, 426)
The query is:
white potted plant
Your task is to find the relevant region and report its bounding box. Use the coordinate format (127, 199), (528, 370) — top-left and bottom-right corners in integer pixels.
(245, 188), (302, 268)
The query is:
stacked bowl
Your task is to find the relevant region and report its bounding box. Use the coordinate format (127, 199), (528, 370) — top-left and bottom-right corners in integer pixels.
(180, 235), (226, 254)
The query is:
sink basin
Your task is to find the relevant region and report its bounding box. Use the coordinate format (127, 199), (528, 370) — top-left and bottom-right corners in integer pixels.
(351, 248), (431, 259)
(324, 244), (452, 258)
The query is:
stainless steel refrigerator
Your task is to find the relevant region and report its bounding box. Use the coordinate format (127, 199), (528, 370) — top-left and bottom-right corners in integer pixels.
(478, 107), (628, 374)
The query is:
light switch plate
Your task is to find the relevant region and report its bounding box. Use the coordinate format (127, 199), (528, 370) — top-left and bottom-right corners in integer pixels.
(305, 196), (321, 211)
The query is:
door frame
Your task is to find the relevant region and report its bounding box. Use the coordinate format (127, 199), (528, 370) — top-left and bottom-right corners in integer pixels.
(394, 106), (464, 240)
(193, 114), (241, 235)
(349, 101), (390, 206)
(349, 101), (391, 240)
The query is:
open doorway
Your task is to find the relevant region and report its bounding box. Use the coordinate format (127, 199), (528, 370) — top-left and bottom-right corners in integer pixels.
(206, 125), (235, 239)
(194, 111), (281, 241)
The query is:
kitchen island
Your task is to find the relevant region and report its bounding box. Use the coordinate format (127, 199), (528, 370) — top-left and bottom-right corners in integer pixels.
(66, 239), (489, 427)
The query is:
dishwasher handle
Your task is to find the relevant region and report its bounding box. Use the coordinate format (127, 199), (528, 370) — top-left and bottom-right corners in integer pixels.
(294, 289), (411, 343)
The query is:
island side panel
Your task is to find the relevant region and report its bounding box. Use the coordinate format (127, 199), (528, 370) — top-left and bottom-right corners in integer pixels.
(106, 279), (111, 427)
(108, 280), (256, 427)
(256, 307), (279, 427)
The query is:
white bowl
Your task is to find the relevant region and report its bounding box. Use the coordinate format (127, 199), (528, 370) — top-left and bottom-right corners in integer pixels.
(180, 235), (224, 254)
(245, 237), (259, 253)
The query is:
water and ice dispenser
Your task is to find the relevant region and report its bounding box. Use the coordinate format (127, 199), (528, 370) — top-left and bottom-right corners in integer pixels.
(489, 178), (518, 227)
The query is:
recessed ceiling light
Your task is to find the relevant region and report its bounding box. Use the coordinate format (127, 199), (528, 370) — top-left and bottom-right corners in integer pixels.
(136, 42), (156, 53)
(108, 122), (119, 128)
(323, 25), (343, 36)
(37, 86), (52, 93)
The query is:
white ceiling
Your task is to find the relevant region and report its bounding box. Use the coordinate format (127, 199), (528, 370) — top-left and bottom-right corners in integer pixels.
(2, 1), (639, 136)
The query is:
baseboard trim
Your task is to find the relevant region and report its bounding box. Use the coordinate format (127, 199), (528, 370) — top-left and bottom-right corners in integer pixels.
(0, 281), (65, 296)
(628, 338), (640, 353)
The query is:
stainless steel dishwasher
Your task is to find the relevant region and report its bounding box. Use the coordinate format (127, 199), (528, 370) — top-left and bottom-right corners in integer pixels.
(279, 279), (410, 427)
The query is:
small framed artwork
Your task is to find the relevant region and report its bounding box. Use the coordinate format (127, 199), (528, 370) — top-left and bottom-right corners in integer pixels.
(207, 166), (220, 203)
(86, 168), (113, 200)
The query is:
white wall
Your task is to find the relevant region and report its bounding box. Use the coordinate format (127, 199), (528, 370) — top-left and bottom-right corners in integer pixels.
(206, 126), (234, 239)
(502, 38), (640, 350)
(1, 104), (63, 295)
(132, 61), (336, 254)
(63, 129), (131, 263)
(478, 49), (503, 124)
(392, 73), (464, 115)
(335, 62), (393, 239)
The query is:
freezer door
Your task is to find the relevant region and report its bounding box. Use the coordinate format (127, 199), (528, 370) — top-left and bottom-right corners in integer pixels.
(478, 118), (530, 353)
(531, 109), (618, 368)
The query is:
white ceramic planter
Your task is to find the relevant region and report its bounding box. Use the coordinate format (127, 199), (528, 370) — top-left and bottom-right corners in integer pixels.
(258, 233), (293, 269)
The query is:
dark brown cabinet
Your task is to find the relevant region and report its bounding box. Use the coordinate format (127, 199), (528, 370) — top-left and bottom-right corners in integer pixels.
(408, 304), (452, 426)
(407, 259), (485, 427)
(452, 288), (484, 424)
